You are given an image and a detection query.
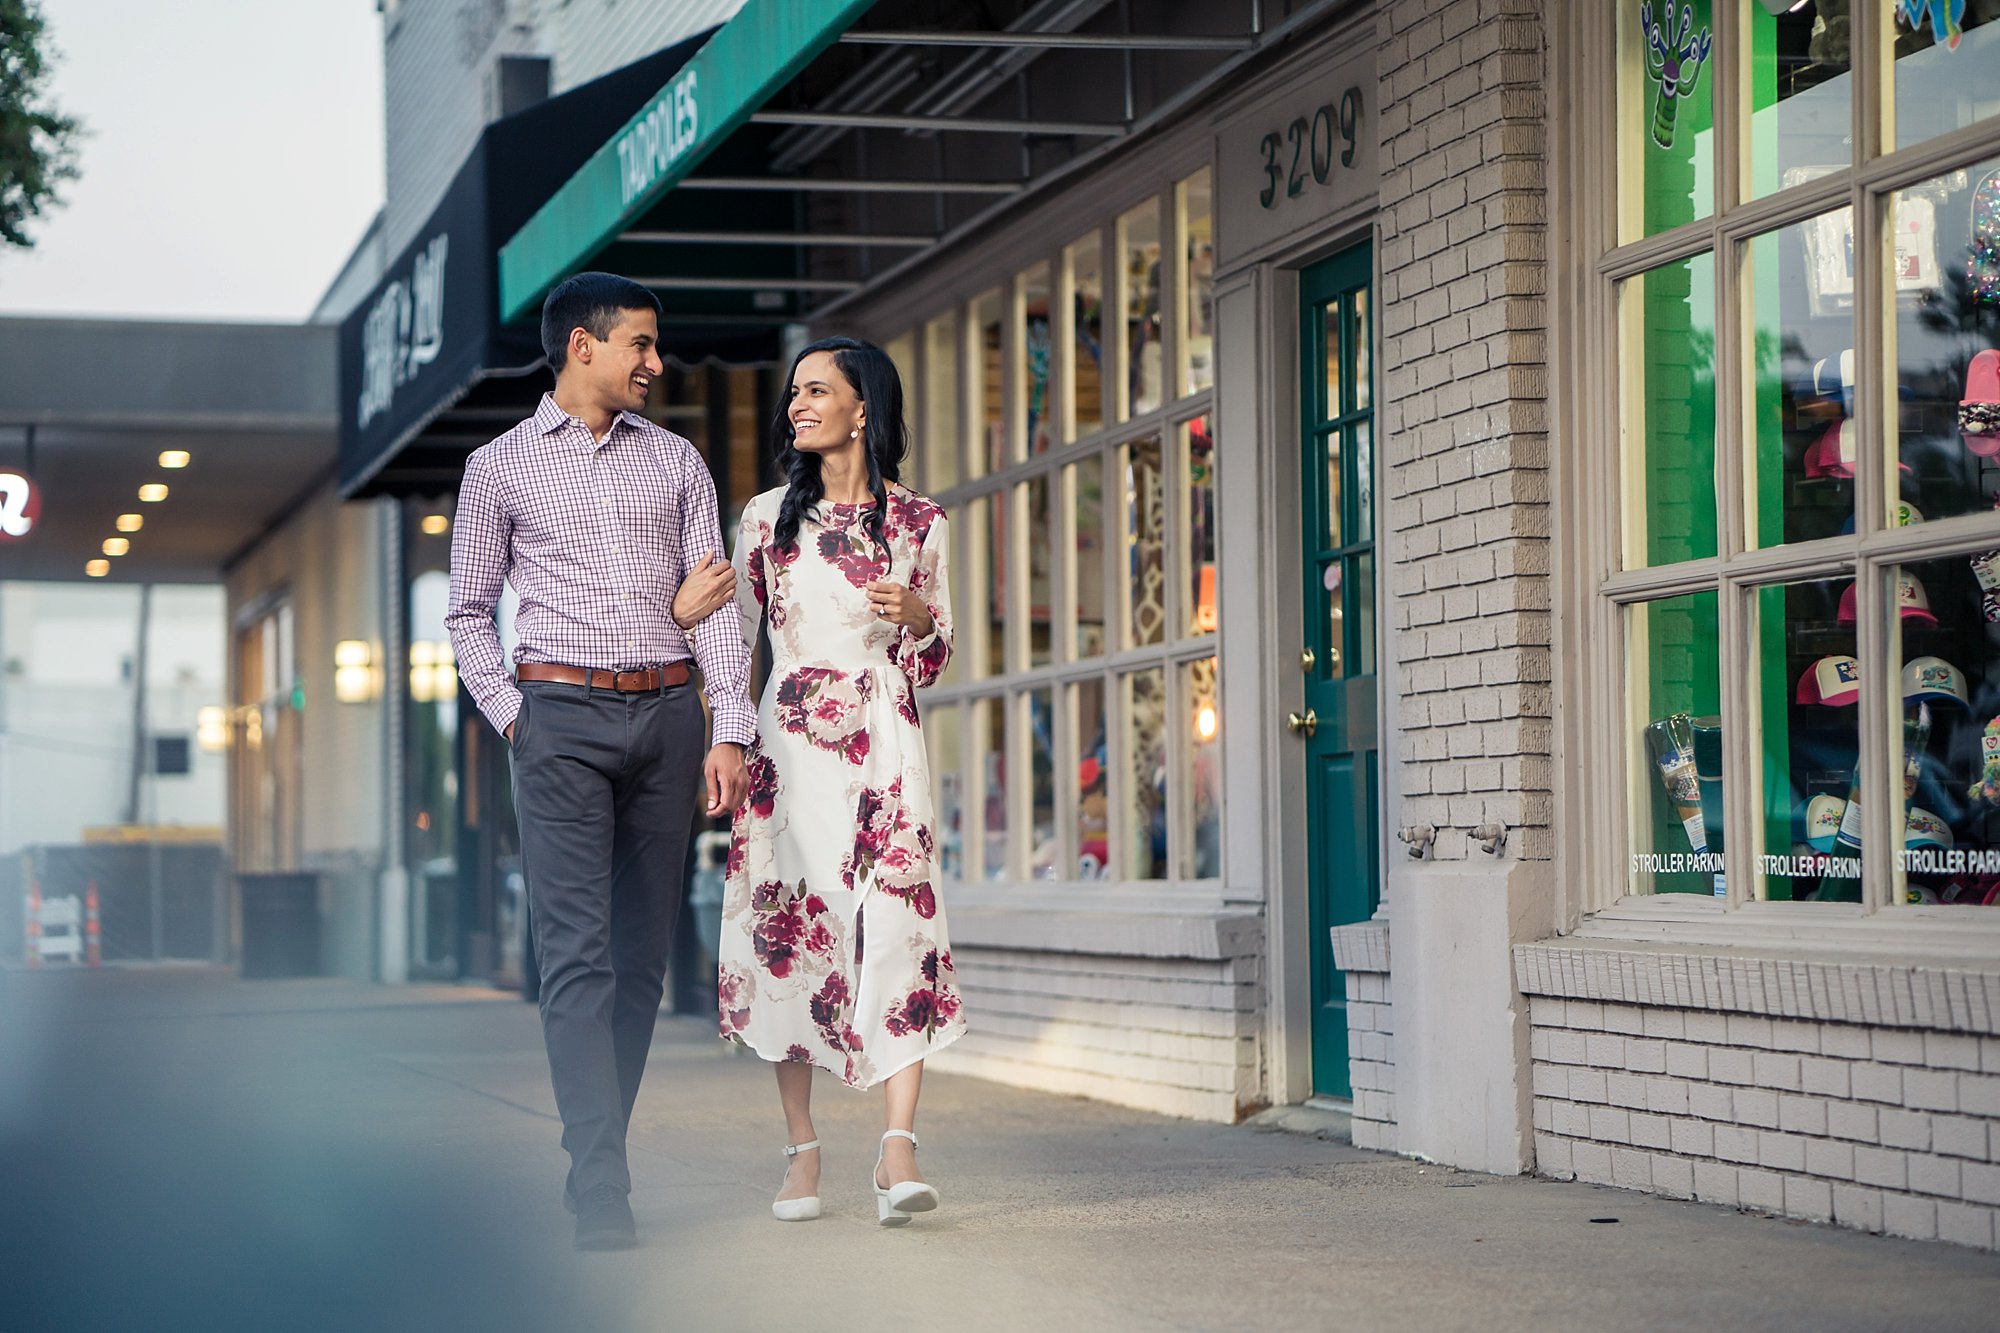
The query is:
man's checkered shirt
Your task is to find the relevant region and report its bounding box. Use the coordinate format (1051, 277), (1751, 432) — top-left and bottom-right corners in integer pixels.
(445, 392), (755, 746)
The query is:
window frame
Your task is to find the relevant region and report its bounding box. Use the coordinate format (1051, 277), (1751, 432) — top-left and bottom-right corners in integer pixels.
(1569, 0), (2000, 945)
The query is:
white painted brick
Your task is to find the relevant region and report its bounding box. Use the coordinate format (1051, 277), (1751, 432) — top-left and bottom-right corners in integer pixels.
(1962, 1074), (2000, 1117)
(1629, 1112), (1672, 1150)
(1553, 1099), (1591, 1138)
(1603, 1005), (1646, 1036)
(1625, 1038), (1667, 1074)
(1777, 1094), (1827, 1137)
(1533, 1097), (1555, 1131)
(1910, 1153), (1964, 1199)
(1543, 1029), (1586, 1065)
(1769, 1020), (1822, 1054)
(1759, 1131), (1808, 1174)
(1827, 1100), (1880, 1143)
(1734, 1088), (1780, 1129)
(1693, 1160), (1739, 1206)
(1611, 1148), (1653, 1190)
(1806, 1136), (1856, 1181)
(1528, 996), (1564, 1028)
(1569, 1068), (1608, 1104)
(1752, 1052), (1802, 1091)
(1965, 1162), (2000, 1206)
(1833, 1182), (1886, 1232)
(1645, 1077), (1690, 1116)
(1938, 1201), (1997, 1250)
(1935, 1115), (1991, 1162)
(1708, 1048), (1755, 1086)
(1785, 1175), (1834, 1222)
(1606, 1072), (1648, 1110)
(1672, 1117), (1715, 1157)
(1905, 1068), (1959, 1113)
(1665, 1042), (1709, 1080)
(1532, 1062), (1567, 1099)
(1565, 1000), (1604, 1031)
(1927, 1032), (1983, 1071)
(1821, 1025), (1872, 1060)
(1884, 1193), (1939, 1241)
(1534, 1131), (1574, 1177)
(1800, 1057), (1851, 1098)
(1689, 1082), (1734, 1122)
(1642, 1009), (1685, 1040)
(1851, 1062), (1904, 1105)
(1873, 1028), (1927, 1065)
(1685, 1012), (1729, 1044)
(1738, 1168), (1785, 1212)
(1714, 1125), (1760, 1165)
(1728, 1015), (1774, 1049)
(1585, 1033), (1626, 1068)
(1880, 1108), (1934, 1151)
(1651, 1153), (1695, 1199)
(1572, 1140), (1614, 1185)
(1588, 1106), (1631, 1144)
(1854, 1146), (1908, 1190)
(1982, 1037), (2000, 1074)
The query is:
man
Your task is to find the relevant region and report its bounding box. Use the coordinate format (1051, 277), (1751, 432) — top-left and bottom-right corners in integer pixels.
(446, 272), (752, 1250)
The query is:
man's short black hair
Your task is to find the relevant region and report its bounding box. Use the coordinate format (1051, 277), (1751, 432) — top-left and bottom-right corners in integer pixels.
(540, 272), (663, 373)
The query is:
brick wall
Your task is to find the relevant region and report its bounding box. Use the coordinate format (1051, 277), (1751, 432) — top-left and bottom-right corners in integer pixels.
(1518, 945), (2000, 1252)
(1330, 920), (1396, 1148)
(1377, 0), (1554, 863)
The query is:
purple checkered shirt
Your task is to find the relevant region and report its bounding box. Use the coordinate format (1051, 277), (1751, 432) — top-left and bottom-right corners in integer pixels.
(445, 392), (755, 746)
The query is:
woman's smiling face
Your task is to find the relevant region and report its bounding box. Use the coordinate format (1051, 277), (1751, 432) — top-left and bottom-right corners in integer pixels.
(786, 350), (865, 454)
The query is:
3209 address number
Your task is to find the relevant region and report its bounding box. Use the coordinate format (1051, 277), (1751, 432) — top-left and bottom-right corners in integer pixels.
(1258, 87), (1364, 210)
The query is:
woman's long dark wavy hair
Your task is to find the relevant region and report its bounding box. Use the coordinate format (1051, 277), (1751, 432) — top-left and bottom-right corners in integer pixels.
(771, 336), (908, 560)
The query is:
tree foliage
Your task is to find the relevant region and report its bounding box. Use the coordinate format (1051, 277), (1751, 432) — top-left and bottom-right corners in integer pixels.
(0, 0), (80, 249)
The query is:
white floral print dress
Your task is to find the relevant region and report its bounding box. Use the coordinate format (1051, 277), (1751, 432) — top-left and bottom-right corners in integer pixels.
(716, 482), (966, 1088)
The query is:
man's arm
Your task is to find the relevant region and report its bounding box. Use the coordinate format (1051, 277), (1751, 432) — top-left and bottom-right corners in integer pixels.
(678, 454), (756, 750)
(445, 452), (521, 737)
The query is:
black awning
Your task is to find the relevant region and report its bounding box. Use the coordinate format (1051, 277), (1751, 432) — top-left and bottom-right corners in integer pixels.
(338, 32), (783, 497)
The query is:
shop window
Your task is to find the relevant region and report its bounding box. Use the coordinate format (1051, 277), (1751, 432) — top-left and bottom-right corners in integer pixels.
(928, 701), (965, 882)
(1742, 209), (1856, 548)
(1183, 655), (1221, 880)
(1181, 415), (1217, 636)
(1028, 686), (1057, 879)
(1067, 232), (1106, 439)
(1025, 475), (1053, 668)
(1889, 1), (2000, 153)
(1121, 666), (1169, 880)
(1180, 167), (1215, 397)
(1075, 676), (1109, 878)
(1617, 0), (1717, 241)
(1744, 1), (1853, 200)
(1619, 251), (1718, 568)
(923, 312), (961, 492)
(1627, 591), (1724, 897)
(1121, 435), (1168, 648)
(1022, 260), (1053, 456)
(1119, 198), (1164, 420)
(1069, 454), (1107, 660)
(973, 288), (1004, 476)
(976, 695), (1008, 881)
(886, 331), (916, 447)
(231, 601), (300, 875)
(1749, 577), (1865, 903)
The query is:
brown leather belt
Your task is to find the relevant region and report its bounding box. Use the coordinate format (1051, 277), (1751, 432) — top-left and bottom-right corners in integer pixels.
(516, 661), (690, 692)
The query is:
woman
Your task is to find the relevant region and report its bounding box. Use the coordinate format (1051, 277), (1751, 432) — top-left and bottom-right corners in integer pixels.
(708, 336), (964, 1226)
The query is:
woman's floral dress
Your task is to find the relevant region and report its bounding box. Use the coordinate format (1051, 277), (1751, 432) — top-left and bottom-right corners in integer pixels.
(716, 482), (966, 1088)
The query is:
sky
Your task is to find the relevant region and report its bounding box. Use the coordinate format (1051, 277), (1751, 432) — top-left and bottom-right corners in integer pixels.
(0, 0), (385, 322)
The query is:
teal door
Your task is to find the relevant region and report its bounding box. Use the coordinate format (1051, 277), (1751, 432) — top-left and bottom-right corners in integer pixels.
(1297, 247), (1380, 1100)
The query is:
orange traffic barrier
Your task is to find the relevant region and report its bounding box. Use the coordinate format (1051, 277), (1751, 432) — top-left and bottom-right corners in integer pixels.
(24, 879), (42, 968)
(85, 882), (101, 967)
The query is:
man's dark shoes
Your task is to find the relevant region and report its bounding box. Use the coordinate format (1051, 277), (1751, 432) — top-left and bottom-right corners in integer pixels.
(573, 1183), (636, 1250)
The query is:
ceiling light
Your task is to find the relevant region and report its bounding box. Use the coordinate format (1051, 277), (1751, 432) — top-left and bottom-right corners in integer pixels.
(420, 514), (450, 536)
(116, 513), (143, 532)
(138, 484), (168, 502)
(158, 450), (191, 469)
(102, 537), (130, 557)
(85, 559), (110, 577)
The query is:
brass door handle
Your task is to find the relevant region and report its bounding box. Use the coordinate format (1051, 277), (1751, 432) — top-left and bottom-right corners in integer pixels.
(1286, 708), (1318, 738)
(1299, 647), (1315, 672)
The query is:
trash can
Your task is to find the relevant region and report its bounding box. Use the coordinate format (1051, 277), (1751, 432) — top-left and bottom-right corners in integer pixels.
(238, 872), (322, 978)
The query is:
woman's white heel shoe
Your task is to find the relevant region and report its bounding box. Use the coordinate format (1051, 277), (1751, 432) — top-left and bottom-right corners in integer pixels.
(873, 1128), (939, 1226)
(772, 1139), (822, 1221)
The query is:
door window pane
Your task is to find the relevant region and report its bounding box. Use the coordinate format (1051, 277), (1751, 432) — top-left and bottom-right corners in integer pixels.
(1890, 2), (2000, 153)
(1742, 210), (1856, 549)
(1122, 436), (1167, 648)
(1025, 476), (1053, 668)
(1183, 416), (1217, 637)
(1893, 559), (2000, 907)
(1183, 656), (1221, 880)
(1750, 578), (1864, 904)
(923, 312), (960, 491)
(1620, 251), (1719, 567)
(976, 696), (1008, 881)
(1023, 260), (1053, 456)
(1617, 0), (1716, 242)
(1071, 455), (1107, 660)
(1745, 2), (1852, 201)
(1180, 167), (1215, 397)
(1075, 676), (1109, 879)
(1121, 666), (1169, 880)
(1119, 198), (1163, 420)
(1628, 591), (1724, 897)
(1353, 288), (1371, 412)
(928, 702), (964, 882)
(1067, 232), (1105, 440)
(973, 288), (1004, 476)
(1888, 154), (2000, 527)
(1028, 686), (1056, 879)
(1322, 297), (1343, 422)
(963, 495), (1003, 680)
(1353, 549), (1376, 678)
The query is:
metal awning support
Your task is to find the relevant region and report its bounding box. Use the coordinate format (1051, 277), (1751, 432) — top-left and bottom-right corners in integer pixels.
(677, 176), (1023, 194)
(839, 31), (1254, 50)
(620, 229), (933, 247)
(748, 110), (1126, 137)
(633, 277), (861, 292)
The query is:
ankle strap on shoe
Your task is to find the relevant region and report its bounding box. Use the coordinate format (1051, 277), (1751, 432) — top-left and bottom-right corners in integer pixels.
(784, 1139), (820, 1156)
(881, 1128), (918, 1149)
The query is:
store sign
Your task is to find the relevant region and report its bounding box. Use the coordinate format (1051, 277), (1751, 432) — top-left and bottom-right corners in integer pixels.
(357, 231), (451, 430)
(0, 469), (40, 542)
(616, 70), (700, 208)
(1215, 49), (1378, 270)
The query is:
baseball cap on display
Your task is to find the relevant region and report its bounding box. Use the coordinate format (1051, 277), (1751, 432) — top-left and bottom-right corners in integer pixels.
(1813, 348), (1855, 415)
(1905, 805), (1953, 849)
(1836, 571), (1937, 626)
(1804, 419), (1915, 478)
(1804, 794), (1846, 853)
(1839, 500), (1923, 534)
(1901, 655), (1969, 707)
(1796, 654), (1861, 706)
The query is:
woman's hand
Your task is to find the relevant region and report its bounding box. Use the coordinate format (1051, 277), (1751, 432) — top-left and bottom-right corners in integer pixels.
(865, 580), (934, 638)
(674, 553), (736, 629)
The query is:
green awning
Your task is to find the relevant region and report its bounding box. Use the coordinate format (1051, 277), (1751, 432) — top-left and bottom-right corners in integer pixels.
(496, 0), (877, 323)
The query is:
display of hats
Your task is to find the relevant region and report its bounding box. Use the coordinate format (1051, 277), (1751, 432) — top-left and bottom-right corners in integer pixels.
(1812, 348), (1854, 415)
(1836, 571), (1937, 626)
(1803, 419), (1914, 478)
(1901, 655), (1968, 707)
(1905, 805), (1953, 849)
(1961, 348), (2000, 455)
(1838, 500), (1923, 534)
(1804, 794), (1847, 853)
(1796, 654), (1861, 706)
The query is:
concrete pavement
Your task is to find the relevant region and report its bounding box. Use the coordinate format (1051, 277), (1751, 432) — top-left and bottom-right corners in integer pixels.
(3, 965), (1997, 1332)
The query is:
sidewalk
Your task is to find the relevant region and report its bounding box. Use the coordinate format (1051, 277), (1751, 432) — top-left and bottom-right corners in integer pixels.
(4, 966), (1997, 1332)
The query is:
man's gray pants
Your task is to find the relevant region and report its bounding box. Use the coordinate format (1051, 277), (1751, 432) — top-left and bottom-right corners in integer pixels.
(510, 677), (705, 1198)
